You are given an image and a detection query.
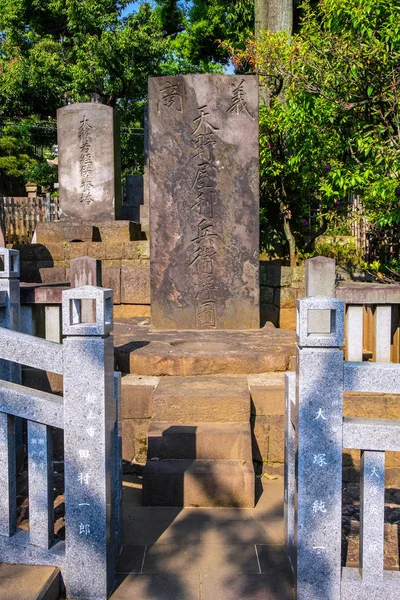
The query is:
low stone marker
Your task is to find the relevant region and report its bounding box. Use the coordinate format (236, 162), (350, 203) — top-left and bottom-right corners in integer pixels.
(57, 102), (122, 221)
(149, 75), (260, 330)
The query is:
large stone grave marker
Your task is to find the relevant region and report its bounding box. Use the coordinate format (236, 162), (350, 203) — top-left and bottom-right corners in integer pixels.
(57, 103), (122, 221)
(149, 75), (259, 330)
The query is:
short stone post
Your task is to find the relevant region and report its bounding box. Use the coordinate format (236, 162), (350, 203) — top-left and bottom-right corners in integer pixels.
(374, 305), (391, 362)
(62, 285), (119, 600)
(305, 257), (336, 334)
(0, 248), (21, 537)
(295, 296), (344, 600)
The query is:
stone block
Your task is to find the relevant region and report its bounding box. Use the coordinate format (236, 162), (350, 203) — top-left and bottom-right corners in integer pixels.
(152, 376), (250, 423)
(266, 265), (292, 288)
(259, 262), (268, 286)
(267, 415), (285, 463)
(250, 384), (284, 416)
(135, 240), (150, 259)
(122, 418), (150, 464)
(103, 259), (122, 268)
(149, 74), (259, 330)
(68, 242), (88, 259)
(105, 244), (123, 260)
(121, 267), (150, 305)
(38, 267), (67, 284)
(252, 415), (268, 462)
(121, 374), (158, 419)
(114, 305), (151, 319)
(57, 102), (122, 220)
(70, 256), (101, 288)
(292, 265), (305, 286)
(275, 287), (304, 309)
(102, 267), (121, 304)
(35, 222), (95, 244)
(87, 242), (106, 260)
(148, 422), (252, 461)
(260, 286), (274, 304)
(121, 258), (144, 268)
(142, 459), (255, 507)
(279, 308), (297, 331)
(305, 256), (336, 296)
(97, 221), (140, 244)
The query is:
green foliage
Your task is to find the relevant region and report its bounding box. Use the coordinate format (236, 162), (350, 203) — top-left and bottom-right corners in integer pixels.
(300, 238), (362, 271)
(232, 0), (400, 261)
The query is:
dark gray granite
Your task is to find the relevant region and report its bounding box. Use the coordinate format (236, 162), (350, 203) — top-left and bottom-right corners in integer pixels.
(57, 103), (122, 221)
(149, 75), (259, 330)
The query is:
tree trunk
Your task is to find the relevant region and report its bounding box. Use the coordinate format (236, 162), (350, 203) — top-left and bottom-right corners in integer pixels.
(255, 0), (293, 36)
(255, 0), (293, 105)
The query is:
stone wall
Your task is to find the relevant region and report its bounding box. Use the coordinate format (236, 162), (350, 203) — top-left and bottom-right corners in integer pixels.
(12, 240), (151, 314)
(260, 262), (305, 330)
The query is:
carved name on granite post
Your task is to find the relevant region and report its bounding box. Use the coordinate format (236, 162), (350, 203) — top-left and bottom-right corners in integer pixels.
(149, 75), (260, 330)
(295, 296), (345, 600)
(57, 103), (122, 221)
(62, 285), (119, 599)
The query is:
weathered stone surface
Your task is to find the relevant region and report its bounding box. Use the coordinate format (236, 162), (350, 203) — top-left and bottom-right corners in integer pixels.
(69, 256), (101, 288)
(266, 265), (292, 288)
(142, 459), (255, 508)
(147, 422), (252, 461)
(121, 267), (150, 305)
(121, 375), (159, 419)
(39, 267), (67, 284)
(152, 376), (250, 423)
(122, 418), (150, 465)
(113, 320), (295, 375)
(102, 266), (121, 304)
(35, 222), (95, 244)
(57, 102), (122, 221)
(97, 221), (141, 244)
(149, 74), (259, 330)
(279, 308), (297, 331)
(0, 564), (60, 600)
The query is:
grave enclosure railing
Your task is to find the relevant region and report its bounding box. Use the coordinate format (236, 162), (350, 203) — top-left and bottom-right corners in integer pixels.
(0, 248), (122, 600)
(285, 295), (400, 599)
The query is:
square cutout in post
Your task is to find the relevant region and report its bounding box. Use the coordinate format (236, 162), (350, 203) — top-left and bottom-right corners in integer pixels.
(63, 285), (113, 336)
(297, 296), (344, 347)
(0, 248), (20, 279)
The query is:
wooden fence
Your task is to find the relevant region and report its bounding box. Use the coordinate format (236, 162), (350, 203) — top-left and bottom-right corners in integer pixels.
(0, 195), (60, 244)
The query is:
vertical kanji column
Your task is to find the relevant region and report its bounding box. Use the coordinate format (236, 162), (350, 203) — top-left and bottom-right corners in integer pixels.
(62, 285), (119, 600)
(295, 296), (344, 600)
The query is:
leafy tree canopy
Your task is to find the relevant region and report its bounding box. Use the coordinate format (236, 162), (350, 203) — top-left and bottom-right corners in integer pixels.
(230, 0), (400, 263)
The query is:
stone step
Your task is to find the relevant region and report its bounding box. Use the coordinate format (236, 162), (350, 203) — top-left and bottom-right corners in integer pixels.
(152, 376), (250, 423)
(142, 459), (255, 508)
(148, 422), (252, 460)
(0, 564), (60, 600)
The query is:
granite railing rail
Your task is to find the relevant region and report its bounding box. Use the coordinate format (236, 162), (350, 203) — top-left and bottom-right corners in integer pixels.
(305, 256), (400, 363)
(285, 295), (400, 599)
(0, 248), (122, 600)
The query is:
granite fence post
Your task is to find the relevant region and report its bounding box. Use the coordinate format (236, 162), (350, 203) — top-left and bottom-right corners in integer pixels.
(284, 371), (296, 568)
(62, 285), (119, 600)
(305, 257), (336, 334)
(346, 305), (363, 362)
(0, 248), (21, 537)
(295, 296), (344, 600)
(374, 306), (391, 362)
